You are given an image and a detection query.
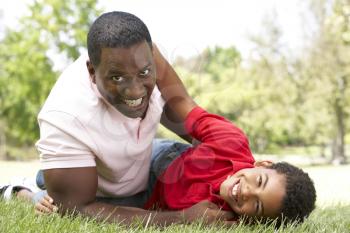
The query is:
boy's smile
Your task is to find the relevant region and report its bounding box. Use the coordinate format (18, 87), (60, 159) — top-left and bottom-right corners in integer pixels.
(227, 177), (241, 204)
(220, 161), (286, 219)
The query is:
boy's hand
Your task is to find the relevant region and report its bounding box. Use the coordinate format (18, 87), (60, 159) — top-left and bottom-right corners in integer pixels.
(35, 194), (58, 215)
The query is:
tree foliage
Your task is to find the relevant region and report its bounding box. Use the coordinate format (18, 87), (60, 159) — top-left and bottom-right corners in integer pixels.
(162, 0), (349, 162)
(0, 0), (102, 146)
(300, 0), (350, 163)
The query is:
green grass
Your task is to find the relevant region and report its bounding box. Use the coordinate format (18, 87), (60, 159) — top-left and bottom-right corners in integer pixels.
(0, 200), (349, 233)
(1, 162), (349, 232)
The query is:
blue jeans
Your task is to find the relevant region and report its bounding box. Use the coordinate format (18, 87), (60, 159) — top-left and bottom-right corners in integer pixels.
(33, 139), (191, 207)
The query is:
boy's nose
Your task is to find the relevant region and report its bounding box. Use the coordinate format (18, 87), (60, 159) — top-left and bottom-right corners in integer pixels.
(241, 185), (254, 201)
(242, 192), (250, 201)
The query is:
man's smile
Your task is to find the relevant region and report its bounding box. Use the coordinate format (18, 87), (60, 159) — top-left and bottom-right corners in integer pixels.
(122, 96), (144, 107)
(115, 93), (150, 118)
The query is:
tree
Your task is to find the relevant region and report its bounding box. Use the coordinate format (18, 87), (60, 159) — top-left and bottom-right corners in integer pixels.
(0, 28), (56, 145)
(240, 14), (308, 152)
(303, 0), (350, 164)
(24, 0), (102, 61)
(0, 0), (102, 149)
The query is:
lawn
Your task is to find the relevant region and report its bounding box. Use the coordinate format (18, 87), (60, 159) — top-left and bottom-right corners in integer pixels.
(0, 161), (350, 232)
(0, 201), (349, 233)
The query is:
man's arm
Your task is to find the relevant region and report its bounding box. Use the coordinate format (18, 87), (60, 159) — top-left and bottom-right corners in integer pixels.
(44, 167), (233, 226)
(153, 44), (196, 141)
(44, 167), (181, 225)
(160, 103), (193, 143)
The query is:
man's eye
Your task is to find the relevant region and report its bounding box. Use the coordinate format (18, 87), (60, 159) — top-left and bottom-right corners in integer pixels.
(140, 68), (150, 76)
(112, 76), (123, 82)
(256, 201), (259, 213)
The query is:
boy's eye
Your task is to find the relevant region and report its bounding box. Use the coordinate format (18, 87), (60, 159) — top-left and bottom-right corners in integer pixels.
(256, 201), (259, 214)
(140, 68), (150, 76)
(111, 76), (124, 82)
(258, 175), (262, 186)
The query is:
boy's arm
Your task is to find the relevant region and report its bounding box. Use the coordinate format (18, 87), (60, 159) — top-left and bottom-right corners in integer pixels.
(153, 44), (196, 141)
(184, 108), (255, 164)
(43, 167), (233, 226)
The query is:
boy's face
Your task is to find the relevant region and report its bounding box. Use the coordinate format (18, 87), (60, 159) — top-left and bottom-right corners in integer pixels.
(88, 41), (156, 118)
(220, 161), (286, 219)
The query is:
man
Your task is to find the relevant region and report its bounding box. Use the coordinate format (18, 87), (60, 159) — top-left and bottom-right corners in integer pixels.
(34, 11), (233, 226)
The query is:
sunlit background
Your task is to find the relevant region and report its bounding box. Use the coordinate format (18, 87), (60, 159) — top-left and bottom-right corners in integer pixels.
(1, 0), (310, 65)
(0, 0), (349, 207)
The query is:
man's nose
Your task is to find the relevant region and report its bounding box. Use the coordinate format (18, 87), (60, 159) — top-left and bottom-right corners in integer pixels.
(124, 78), (145, 98)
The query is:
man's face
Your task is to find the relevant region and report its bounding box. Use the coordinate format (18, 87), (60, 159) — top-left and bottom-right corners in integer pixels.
(220, 161), (286, 219)
(88, 41), (156, 118)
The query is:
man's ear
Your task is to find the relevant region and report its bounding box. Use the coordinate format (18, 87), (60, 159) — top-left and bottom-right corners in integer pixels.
(254, 160), (274, 168)
(86, 60), (96, 84)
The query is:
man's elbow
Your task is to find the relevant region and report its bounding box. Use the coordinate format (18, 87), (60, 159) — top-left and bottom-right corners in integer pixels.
(49, 191), (96, 216)
(61, 201), (96, 217)
(43, 167), (98, 216)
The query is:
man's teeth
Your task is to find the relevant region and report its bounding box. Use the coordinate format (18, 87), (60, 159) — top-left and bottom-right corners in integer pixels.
(123, 98), (143, 107)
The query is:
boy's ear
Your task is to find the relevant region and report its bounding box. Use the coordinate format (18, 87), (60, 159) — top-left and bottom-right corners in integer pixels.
(254, 160), (274, 168)
(86, 60), (96, 84)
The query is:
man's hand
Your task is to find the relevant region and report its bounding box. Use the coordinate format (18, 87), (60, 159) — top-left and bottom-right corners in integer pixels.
(182, 200), (235, 224)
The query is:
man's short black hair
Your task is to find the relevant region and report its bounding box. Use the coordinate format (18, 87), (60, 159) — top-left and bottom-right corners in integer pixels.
(87, 11), (152, 67)
(268, 162), (316, 226)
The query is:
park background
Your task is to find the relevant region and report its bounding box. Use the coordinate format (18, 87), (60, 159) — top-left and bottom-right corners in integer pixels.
(0, 0), (349, 232)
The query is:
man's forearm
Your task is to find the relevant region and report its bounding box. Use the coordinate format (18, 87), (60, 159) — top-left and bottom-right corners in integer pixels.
(154, 44), (197, 121)
(77, 201), (183, 227)
(44, 168), (233, 226)
(160, 103), (192, 143)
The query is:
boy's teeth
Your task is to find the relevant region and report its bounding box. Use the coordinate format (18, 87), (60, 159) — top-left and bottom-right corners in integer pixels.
(124, 98), (143, 107)
(232, 183), (238, 197)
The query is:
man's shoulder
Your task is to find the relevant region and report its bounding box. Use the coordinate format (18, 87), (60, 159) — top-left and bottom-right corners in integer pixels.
(39, 54), (100, 122)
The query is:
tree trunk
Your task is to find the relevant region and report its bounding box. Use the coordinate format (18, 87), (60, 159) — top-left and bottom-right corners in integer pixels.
(331, 76), (347, 165)
(0, 129), (6, 160)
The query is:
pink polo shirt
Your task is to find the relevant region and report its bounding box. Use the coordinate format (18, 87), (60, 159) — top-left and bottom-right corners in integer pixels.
(35, 54), (165, 197)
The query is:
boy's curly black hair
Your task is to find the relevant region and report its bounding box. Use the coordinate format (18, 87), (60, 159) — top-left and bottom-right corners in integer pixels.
(268, 162), (316, 226)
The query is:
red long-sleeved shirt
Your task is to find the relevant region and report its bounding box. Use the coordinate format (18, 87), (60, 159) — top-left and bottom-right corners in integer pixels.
(144, 106), (255, 211)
